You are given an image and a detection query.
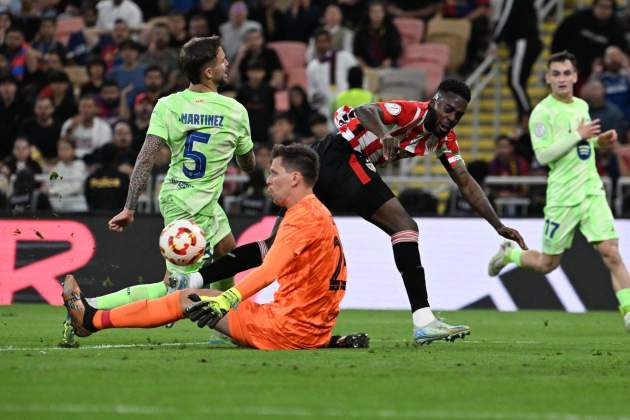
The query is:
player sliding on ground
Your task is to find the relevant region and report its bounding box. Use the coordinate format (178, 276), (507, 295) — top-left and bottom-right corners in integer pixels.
(171, 79), (528, 345)
(488, 51), (630, 332)
(60, 36), (256, 346)
(62, 145), (368, 350)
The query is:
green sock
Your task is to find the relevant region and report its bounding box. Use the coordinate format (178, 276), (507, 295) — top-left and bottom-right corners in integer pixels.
(210, 277), (235, 292)
(616, 288), (630, 313)
(504, 247), (523, 267)
(93, 281), (168, 309)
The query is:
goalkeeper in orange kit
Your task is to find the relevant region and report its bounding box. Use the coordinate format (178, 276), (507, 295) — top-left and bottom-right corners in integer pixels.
(62, 144), (367, 349)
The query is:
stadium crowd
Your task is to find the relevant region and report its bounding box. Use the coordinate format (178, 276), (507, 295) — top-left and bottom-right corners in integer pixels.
(1, 0), (630, 217)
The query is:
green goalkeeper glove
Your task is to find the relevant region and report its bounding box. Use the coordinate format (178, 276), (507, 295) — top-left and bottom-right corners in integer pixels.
(185, 288), (242, 328)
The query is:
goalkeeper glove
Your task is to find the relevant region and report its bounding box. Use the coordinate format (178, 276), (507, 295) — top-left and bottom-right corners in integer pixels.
(185, 288), (242, 328)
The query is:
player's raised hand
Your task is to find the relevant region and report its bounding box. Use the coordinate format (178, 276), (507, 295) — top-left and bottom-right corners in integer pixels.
(577, 118), (601, 139)
(497, 226), (528, 250)
(107, 208), (135, 232)
(382, 135), (400, 161)
(597, 129), (617, 147)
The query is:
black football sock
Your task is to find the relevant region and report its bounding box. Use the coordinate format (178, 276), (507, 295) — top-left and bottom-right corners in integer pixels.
(199, 241), (268, 286)
(391, 231), (429, 312)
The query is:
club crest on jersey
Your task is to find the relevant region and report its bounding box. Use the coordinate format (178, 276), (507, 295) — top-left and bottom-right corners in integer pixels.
(534, 122), (545, 138)
(576, 139), (591, 160)
(384, 102), (402, 116)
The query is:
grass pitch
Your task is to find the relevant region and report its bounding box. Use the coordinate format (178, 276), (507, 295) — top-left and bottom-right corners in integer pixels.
(0, 305), (629, 420)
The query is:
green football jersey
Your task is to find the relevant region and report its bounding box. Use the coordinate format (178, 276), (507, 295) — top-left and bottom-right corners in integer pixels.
(529, 94), (603, 207)
(147, 89), (254, 215)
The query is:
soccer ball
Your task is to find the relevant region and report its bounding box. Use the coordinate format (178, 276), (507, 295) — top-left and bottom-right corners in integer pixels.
(159, 219), (207, 266)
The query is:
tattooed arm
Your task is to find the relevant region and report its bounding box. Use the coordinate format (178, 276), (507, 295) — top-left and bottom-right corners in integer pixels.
(440, 156), (528, 249)
(108, 134), (166, 232)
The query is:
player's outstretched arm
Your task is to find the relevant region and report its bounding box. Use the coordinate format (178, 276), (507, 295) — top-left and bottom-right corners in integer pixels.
(441, 157), (528, 250)
(236, 149), (256, 173)
(108, 134), (166, 232)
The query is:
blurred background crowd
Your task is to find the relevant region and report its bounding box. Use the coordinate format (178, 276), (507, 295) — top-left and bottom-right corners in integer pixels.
(1, 0), (630, 218)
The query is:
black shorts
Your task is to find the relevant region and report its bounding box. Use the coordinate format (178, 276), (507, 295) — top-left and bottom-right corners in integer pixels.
(310, 134), (394, 219)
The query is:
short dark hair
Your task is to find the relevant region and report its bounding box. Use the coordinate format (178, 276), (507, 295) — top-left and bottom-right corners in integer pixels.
(179, 36), (222, 84)
(271, 144), (319, 186)
(437, 78), (471, 102)
(547, 50), (578, 71)
(273, 111), (294, 125)
(144, 64), (164, 78)
(86, 57), (107, 71)
(47, 70), (70, 84)
(309, 113), (328, 126)
(0, 73), (17, 85)
(119, 39), (142, 52)
(347, 66), (363, 88)
(313, 28), (331, 39)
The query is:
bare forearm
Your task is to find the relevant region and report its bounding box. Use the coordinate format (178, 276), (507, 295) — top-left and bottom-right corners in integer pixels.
(460, 176), (503, 230)
(236, 150), (256, 173)
(124, 134), (164, 210)
(354, 105), (389, 138)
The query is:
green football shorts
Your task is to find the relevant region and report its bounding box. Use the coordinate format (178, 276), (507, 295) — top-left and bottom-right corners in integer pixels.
(159, 195), (231, 274)
(542, 194), (618, 255)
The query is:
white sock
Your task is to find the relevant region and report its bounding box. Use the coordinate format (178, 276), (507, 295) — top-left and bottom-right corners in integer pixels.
(412, 307), (436, 328)
(188, 272), (204, 289)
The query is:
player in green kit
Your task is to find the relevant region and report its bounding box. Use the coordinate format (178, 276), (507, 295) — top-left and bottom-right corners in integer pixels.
(488, 51), (630, 332)
(60, 36), (255, 346)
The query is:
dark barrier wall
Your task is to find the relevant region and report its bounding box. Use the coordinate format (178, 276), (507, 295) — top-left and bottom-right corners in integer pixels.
(1, 216), (626, 311)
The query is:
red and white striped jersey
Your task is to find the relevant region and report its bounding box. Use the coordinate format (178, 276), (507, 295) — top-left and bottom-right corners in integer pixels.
(336, 101), (464, 168)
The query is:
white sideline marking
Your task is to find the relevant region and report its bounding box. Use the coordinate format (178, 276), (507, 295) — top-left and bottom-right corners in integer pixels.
(0, 339), (545, 352)
(0, 403), (626, 419)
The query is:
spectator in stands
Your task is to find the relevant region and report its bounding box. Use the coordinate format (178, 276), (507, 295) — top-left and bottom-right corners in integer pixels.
(45, 70), (77, 124)
(353, 0), (402, 69)
(110, 120), (137, 174)
(168, 11), (189, 49)
(94, 19), (131, 70)
(0, 137), (47, 210)
(22, 50), (66, 98)
(80, 58), (108, 96)
(96, 0), (143, 31)
(333, 66), (376, 115)
(269, 112), (298, 145)
(129, 92), (153, 150)
(307, 29), (357, 118)
(219, 1), (262, 62)
(552, 0), (628, 82)
(283, 0), (320, 43)
(47, 139), (88, 213)
(307, 113), (330, 144)
(239, 142), (272, 216)
(141, 22), (179, 77)
(512, 111), (535, 165)
(85, 143), (129, 211)
(0, 26), (39, 81)
(442, 0), (491, 74)
(96, 80), (122, 124)
(188, 13), (210, 38)
(306, 4), (354, 62)
(120, 65), (164, 119)
(108, 39), (145, 98)
(187, 0), (227, 37)
(596, 139), (620, 192)
(61, 95), (113, 159)
(250, 0), (286, 42)
(31, 17), (66, 59)
(19, 96), (61, 163)
(493, 0), (542, 122)
(337, 0), (368, 29)
(0, 74), (26, 160)
(0, 12), (12, 45)
(232, 27), (283, 89)
(66, 6), (100, 65)
(487, 135), (529, 198)
(288, 85), (313, 139)
(387, 0), (441, 23)
(596, 46), (630, 122)
(236, 60), (275, 144)
(581, 78), (627, 143)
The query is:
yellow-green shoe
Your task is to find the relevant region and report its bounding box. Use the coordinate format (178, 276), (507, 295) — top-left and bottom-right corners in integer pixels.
(58, 316), (79, 348)
(620, 306), (630, 332)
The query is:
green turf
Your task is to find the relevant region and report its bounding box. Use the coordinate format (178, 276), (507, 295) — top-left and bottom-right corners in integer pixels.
(0, 305), (629, 419)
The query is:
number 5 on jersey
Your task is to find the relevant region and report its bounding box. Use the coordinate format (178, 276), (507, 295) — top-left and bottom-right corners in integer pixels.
(183, 131), (210, 179)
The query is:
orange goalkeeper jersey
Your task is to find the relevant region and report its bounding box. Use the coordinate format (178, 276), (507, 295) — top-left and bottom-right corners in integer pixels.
(234, 193), (347, 347)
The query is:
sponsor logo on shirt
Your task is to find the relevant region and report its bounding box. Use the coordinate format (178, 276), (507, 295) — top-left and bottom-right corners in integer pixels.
(576, 139), (591, 160)
(534, 122), (545, 138)
(384, 102), (402, 116)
